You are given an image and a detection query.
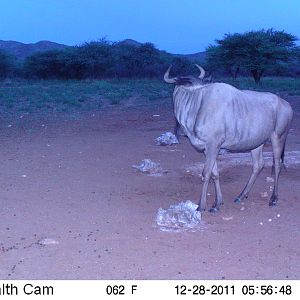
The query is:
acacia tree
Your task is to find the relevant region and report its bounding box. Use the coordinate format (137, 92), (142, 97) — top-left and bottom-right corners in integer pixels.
(76, 39), (114, 78)
(206, 29), (297, 83)
(206, 33), (245, 79)
(24, 50), (66, 79)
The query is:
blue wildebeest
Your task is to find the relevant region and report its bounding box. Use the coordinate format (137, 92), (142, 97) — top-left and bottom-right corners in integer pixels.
(164, 65), (293, 212)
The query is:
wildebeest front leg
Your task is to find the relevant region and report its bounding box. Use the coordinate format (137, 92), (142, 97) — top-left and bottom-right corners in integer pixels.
(209, 161), (223, 213)
(197, 146), (219, 212)
(174, 118), (186, 140)
(234, 145), (264, 203)
(174, 118), (180, 137)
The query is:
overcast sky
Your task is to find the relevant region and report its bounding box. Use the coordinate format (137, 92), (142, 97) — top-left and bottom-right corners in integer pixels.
(1, 0), (299, 54)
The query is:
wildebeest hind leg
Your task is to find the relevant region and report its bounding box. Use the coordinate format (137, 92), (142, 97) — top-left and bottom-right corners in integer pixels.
(234, 145), (264, 203)
(269, 133), (287, 206)
(271, 143), (287, 175)
(209, 161), (223, 213)
(197, 145), (219, 212)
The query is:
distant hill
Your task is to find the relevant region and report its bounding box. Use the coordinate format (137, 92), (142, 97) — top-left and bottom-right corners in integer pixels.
(0, 39), (206, 63)
(175, 51), (207, 63)
(0, 40), (69, 59)
(117, 38), (206, 63)
(117, 39), (142, 47)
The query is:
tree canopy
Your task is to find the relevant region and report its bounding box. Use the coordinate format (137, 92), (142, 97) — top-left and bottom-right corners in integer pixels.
(22, 39), (195, 80)
(206, 29), (298, 83)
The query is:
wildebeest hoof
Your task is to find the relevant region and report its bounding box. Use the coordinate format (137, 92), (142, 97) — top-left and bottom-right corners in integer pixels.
(269, 201), (277, 207)
(209, 206), (219, 213)
(234, 197), (242, 203)
(269, 195), (278, 206)
(196, 206), (204, 212)
(269, 197), (278, 207)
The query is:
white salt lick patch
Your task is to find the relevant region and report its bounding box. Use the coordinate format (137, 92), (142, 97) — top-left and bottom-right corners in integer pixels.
(155, 200), (202, 232)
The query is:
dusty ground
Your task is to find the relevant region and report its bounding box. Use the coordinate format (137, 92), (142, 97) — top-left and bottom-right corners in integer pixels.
(0, 96), (300, 280)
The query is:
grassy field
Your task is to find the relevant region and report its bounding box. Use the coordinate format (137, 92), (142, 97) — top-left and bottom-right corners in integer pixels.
(222, 76), (300, 95)
(0, 79), (172, 115)
(0, 77), (299, 117)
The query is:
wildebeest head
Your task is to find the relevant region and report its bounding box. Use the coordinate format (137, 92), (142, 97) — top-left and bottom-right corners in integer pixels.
(164, 64), (210, 86)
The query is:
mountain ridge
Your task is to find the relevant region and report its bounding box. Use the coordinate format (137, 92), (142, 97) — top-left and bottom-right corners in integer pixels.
(0, 39), (206, 62)
(0, 40), (69, 59)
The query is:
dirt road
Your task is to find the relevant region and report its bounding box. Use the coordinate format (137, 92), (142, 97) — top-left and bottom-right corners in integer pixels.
(0, 96), (300, 279)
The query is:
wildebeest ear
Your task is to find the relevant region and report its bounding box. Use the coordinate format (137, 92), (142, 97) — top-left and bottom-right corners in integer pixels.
(205, 75), (212, 83)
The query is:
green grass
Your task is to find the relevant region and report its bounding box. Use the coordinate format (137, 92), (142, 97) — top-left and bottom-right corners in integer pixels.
(0, 77), (299, 117)
(0, 79), (173, 115)
(221, 76), (300, 95)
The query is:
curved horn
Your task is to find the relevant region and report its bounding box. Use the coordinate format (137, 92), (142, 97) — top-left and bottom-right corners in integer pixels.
(164, 65), (176, 83)
(195, 64), (205, 79)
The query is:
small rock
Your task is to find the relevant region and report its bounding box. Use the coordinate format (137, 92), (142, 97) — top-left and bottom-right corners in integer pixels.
(277, 214), (281, 218)
(222, 216), (233, 221)
(156, 200), (201, 232)
(38, 238), (59, 245)
(266, 177), (274, 183)
(155, 132), (179, 146)
(132, 159), (166, 176)
(260, 192), (268, 198)
(240, 207), (245, 211)
(259, 222), (263, 225)
(21, 175), (27, 178)
(218, 149), (229, 155)
(268, 218), (272, 222)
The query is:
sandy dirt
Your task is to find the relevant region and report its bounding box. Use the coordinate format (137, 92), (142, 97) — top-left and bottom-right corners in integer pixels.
(0, 96), (300, 280)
